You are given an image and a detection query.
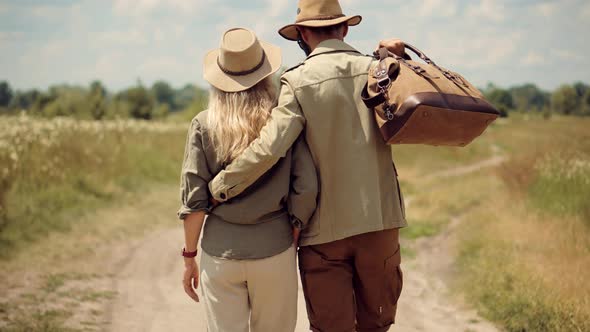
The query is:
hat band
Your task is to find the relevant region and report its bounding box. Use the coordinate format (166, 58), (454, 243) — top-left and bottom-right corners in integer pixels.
(217, 52), (266, 76)
(296, 14), (345, 23)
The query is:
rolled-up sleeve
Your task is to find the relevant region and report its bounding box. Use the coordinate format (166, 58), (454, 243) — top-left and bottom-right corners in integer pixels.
(288, 135), (318, 230)
(178, 119), (212, 220)
(208, 79), (305, 202)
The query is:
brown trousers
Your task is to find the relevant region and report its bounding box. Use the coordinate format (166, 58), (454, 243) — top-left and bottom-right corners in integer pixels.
(298, 229), (403, 332)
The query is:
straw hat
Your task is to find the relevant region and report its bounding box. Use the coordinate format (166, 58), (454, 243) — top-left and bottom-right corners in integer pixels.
(279, 0), (362, 41)
(203, 28), (282, 93)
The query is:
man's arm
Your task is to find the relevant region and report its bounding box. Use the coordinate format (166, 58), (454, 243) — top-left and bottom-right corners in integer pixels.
(288, 134), (319, 232)
(208, 78), (305, 202)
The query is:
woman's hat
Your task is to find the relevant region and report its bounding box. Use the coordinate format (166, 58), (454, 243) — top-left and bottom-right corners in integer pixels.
(203, 28), (282, 93)
(278, 0), (362, 41)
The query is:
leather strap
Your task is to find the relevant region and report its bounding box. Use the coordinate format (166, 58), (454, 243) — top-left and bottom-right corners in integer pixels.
(217, 52), (266, 76)
(296, 14), (346, 23)
(361, 84), (387, 108)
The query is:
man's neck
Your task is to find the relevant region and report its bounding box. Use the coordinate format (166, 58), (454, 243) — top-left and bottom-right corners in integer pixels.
(309, 37), (344, 52)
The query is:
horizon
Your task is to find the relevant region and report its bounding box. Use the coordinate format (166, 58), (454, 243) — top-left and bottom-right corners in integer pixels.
(1, 0), (589, 91)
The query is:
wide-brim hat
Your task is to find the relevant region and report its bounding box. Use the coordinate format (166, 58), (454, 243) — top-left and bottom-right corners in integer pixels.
(204, 28), (282, 93)
(278, 0), (362, 41)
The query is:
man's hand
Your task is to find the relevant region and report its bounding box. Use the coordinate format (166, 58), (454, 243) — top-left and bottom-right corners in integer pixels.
(293, 227), (301, 248)
(376, 39), (405, 57)
(183, 258), (200, 303)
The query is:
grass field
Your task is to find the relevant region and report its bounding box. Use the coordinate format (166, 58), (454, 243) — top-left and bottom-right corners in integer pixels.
(395, 114), (590, 331)
(0, 113), (187, 257)
(0, 113), (588, 331)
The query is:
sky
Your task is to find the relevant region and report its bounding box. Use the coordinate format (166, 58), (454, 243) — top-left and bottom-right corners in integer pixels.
(0, 0), (589, 92)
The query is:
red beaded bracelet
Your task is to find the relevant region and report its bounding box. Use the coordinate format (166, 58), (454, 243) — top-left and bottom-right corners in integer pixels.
(182, 248), (198, 258)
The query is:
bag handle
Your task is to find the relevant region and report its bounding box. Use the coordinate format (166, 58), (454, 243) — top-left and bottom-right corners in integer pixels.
(393, 43), (467, 87)
(402, 43), (434, 65)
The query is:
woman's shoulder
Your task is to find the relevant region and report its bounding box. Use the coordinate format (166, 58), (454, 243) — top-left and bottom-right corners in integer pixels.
(191, 109), (209, 125)
(189, 110), (210, 132)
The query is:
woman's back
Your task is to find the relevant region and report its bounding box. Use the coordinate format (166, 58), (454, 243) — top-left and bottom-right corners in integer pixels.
(179, 110), (317, 259)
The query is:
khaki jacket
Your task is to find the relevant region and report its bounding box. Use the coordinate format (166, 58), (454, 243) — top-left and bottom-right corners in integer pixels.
(209, 39), (407, 246)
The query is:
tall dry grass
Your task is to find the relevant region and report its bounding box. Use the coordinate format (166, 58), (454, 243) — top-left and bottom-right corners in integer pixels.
(453, 115), (590, 331)
(394, 114), (590, 331)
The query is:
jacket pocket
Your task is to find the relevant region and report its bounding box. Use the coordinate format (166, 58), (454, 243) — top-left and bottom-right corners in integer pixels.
(384, 247), (403, 307)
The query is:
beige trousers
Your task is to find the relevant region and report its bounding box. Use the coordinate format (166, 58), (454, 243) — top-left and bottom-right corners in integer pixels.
(200, 246), (298, 332)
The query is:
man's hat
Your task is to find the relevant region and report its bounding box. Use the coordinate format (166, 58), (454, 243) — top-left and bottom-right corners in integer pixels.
(203, 28), (282, 93)
(278, 0), (362, 41)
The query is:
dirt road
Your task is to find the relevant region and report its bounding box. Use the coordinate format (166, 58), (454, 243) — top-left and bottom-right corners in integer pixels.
(107, 157), (504, 331)
(107, 226), (498, 332)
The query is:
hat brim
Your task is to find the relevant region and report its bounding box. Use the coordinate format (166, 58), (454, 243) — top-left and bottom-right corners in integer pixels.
(278, 15), (362, 41)
(203, 41), (282, 93)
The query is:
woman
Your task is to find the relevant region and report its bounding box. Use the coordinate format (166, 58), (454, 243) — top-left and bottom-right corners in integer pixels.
(177, 28), (318, 332)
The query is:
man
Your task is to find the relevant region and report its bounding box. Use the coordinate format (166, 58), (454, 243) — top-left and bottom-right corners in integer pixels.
(209, 0), (407, 331)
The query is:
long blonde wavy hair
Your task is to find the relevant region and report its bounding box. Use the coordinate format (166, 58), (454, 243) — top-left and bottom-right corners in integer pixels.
(206, 78), (277, 164)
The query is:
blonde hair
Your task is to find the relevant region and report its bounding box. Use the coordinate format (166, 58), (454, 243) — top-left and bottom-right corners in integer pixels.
(206, 78), (277, 164)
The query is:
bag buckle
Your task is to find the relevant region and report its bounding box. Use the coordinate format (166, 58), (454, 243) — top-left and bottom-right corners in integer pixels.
(384, 103), (395, 121)
(378, 77), (391, 91)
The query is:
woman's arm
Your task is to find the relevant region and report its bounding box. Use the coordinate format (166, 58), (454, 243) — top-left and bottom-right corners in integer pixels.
(178, 118), (212, 303)
(183, 211), (206, 303)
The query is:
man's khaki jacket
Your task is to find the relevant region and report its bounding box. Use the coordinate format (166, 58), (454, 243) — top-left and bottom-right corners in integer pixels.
(210, 39), (407, 246)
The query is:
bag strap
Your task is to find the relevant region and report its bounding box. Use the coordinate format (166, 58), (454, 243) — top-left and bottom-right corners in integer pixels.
(361, 84), (387, 108)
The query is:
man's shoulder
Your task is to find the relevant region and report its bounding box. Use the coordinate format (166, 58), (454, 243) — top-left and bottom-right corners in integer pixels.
(282, 53), (374, 89)
(280, 62), (305, 87)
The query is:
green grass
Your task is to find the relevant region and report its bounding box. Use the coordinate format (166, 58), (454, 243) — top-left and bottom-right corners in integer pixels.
(400, 219), (444, 239)
(0, 115), (187, 257)
(1, 272), (116, 332)
(1, 309), (80, 332)
(529, 155), (590, 223)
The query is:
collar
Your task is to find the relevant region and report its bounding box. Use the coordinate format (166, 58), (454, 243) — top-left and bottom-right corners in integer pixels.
(307, 39), (361, 59)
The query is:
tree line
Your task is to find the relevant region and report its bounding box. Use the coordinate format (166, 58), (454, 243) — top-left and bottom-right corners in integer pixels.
(482, 82), (590, 117)
(0, 80), (208, 120)
(0, 80), (589, 120)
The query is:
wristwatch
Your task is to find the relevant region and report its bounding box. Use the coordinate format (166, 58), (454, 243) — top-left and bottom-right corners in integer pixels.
(182, 248), (198, 258)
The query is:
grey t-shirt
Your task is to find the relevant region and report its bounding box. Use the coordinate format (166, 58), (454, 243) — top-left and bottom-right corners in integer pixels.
(178, 110), (318, 260)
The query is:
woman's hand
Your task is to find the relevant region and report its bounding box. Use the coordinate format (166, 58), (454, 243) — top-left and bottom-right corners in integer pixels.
(183, 258), (200, 303)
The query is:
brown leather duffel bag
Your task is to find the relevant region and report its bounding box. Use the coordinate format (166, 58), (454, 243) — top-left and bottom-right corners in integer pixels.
(361, 44), (499, 146)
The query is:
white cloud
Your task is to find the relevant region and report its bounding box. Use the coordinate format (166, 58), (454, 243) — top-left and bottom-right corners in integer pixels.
(29, 4), (66, 19)
(266, 0), (290, 17)
(466, 0), (505, 22)
(0, 31), (23, 44)
(521, 52), (545, 66)
(1, 0), (588, 91)
(580, 3), (590, 20)
(136, 56), (199, 86)
(113, 0), (211, 16)
(418, 0), (458, 17)
(553, 49), (583, 61)
(535, 2), (559, 17)
(97, 28), (148, 46)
